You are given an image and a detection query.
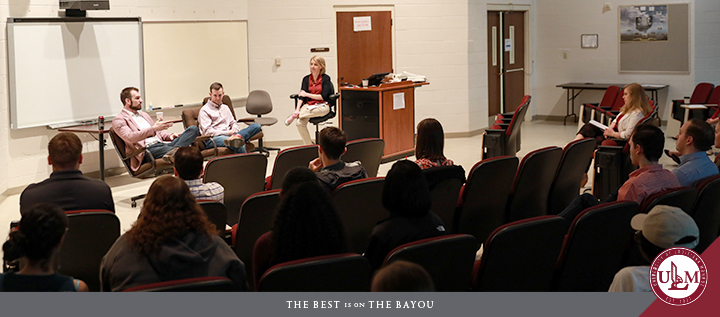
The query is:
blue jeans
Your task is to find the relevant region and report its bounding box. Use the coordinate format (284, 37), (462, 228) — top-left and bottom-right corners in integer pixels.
(204, 123), (262, 154)
(144, 125), (200, 163)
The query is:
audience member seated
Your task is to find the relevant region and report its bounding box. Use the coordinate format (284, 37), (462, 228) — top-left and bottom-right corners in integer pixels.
(608, 205), (699, 292)
(19, 132), (115, 215)
(285, 55), (334, 145)
(560, 124), (680, 221)
(309, 127), (367, 192)
(371, 260), (435, 292)
(199, 82), (262, 154)
(1, 204), (88, 292)
(364, 160), (447, 270)
(574, 83), (651, 146)
(174, 147), (224, 203)
(113, 87), (200, 167)
(253, 181), (347, 280)
(414, 118), (454, 169)
(670, 119), (718, 186)
(100, 175), (245, 292)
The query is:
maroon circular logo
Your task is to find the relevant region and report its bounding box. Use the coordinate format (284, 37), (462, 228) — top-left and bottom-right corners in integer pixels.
(649, 247), (708, 306)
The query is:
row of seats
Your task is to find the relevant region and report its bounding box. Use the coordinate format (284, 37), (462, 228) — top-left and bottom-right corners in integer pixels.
(671, 83), (720, 123)
(579, 86), (660, 129)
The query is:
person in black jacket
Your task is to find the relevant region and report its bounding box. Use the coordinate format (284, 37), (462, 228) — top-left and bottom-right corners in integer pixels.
(285, 55), (335, 145)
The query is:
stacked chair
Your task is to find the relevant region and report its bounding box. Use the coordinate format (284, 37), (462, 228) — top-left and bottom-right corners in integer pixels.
(482, 95), (531, 159)
(578, 86), (621, 129)
(671, 82), (715, 123)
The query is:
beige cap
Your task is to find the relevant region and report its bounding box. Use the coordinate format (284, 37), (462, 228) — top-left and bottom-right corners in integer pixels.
(631, 205), (699, 249)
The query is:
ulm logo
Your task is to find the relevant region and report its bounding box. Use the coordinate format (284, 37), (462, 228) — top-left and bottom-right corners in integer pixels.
(650, 248), (708, 306)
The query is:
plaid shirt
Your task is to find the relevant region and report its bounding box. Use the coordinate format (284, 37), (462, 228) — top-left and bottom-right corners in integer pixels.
(414, 158), (455, 170)
(618, 164), (679, 204)
(185, 179), (224, 203)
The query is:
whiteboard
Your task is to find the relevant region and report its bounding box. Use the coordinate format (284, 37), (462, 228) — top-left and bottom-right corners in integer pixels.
(8, 18), (143, 129)
(142, 21), (249, 110)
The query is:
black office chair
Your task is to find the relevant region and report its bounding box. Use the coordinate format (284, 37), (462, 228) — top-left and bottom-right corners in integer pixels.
(290, 92), (340, 144)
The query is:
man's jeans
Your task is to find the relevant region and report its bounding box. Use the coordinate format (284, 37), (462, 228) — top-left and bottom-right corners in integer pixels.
(204, 123), (262, 154)
(144, 125), (200, 163)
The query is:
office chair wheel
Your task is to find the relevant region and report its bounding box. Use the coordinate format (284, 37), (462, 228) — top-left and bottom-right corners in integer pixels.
(131, 201), (137, 208)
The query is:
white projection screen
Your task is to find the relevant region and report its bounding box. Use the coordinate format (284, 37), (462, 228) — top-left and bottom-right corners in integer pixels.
(7, 17), (144, 129)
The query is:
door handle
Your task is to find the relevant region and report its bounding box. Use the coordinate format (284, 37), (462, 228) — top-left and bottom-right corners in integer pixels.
(499, 68), (524, 75)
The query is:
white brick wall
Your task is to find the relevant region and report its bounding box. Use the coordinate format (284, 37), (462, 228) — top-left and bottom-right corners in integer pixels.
(694, 1), (720, 83)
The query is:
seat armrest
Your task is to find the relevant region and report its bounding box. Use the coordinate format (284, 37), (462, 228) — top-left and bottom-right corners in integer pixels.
(290, 94), (299, 99)
(485, 129), (507, 135)
(125, 147), (148, 159)
(329, 93), (340, 101)
(194, 135), (212, 142)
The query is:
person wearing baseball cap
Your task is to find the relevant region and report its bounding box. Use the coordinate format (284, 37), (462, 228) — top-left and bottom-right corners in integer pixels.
(608, 205), (699, 292)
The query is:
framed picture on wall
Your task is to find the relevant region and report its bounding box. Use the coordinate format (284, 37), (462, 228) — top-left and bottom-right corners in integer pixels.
(620, 5), (668, 42)
(580, 34), (598, 48)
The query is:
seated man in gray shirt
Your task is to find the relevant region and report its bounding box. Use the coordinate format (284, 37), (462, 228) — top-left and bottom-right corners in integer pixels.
(20, 133), (115, 215)
(309, 127), (367, 192)
(672, 119), (718, 186)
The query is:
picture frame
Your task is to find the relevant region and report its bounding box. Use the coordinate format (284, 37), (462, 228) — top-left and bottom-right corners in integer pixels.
(581, 34), (598, 48)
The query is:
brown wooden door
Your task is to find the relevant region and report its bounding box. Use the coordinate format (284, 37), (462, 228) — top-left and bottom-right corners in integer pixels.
(487, 10), (526, 116)
(336, 11), (393, 86)
(503, 11), (525, 112)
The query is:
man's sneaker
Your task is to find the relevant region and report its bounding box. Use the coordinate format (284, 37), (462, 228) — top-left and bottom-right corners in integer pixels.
(162, 147), (178, 164)
(223, 135), (244, 149)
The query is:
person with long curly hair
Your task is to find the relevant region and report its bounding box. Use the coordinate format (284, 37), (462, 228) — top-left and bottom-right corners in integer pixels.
(252, 181), (347, 286)
(1, 203), (88, 292)
(100, 175), (245, 291)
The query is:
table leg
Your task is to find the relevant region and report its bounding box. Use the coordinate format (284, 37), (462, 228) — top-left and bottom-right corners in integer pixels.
(99, 132), (105, 181)
(563, 88), (579, 125)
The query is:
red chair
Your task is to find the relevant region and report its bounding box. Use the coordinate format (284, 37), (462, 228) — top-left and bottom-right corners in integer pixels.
(482, 95), (531, 159)
(692, 175), (720, 254)
(203, 153), (268, 225)
(384, 234), (477, 292)
(505, 146), (563, 223)
(57, 210), (120, 292)
(331, 177), (388, 253)
(553, 201), (638, 291)
(579, 86), (620, 126)
(705, 86), (720, 120)
(197, 200), (228, 236)
(422, 165), (466, 232)
(671, 82), (715, 123)
(472, 216), (568, 291)
(233, 190), (281, 290)
(122, 277), (240, 292)
(597, 88), (625, 124)
(547, 138), (596, 215)
(258, 253), (371, 292)
(456, 156), (518, 245)
(264, 144), (318, 190)
(637, 187), (697, 214)
(342, 138), (385, 177)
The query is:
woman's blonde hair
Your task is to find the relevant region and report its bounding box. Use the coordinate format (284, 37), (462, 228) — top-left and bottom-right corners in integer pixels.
(621, 83), (652, 115)
(310, 56), (326, 76)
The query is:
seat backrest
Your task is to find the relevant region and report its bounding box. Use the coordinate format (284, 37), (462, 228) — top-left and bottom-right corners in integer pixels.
(58, 210), (120, 292)
(246, 90), (273, 115)
(505, 146), (563, 223)
(258, 253), (372, 292)
(197, 200), (228, 236)
(505, 95), (530, 138)
(234, 190), (281, 289)
(610, 88), (625, 111)
(548, 138), (596, 215)
(268, 145), (319, 190)
(342, 138), (385, 177)
(638, 186), (697, 214)
(692, 175), (720, 254)
(473, 216), (568, 291)
(203, 153), (268, 225)
(181, 107), (202, 129)
(109, 128), (133, 174)
(122, 276), (240, 292)
(690, 82), (715, 104)
(109, 128), (173, 178)
(331, 177), (388, 253)
(707, 86), (720, 105)
(201, 95), (236, 118)
(554, 201), (638, 291)
(422, 165), (466, 232)
(384, 234), (477, 292)
(599, 86), (621, 108)
(457, 156), (518, 246)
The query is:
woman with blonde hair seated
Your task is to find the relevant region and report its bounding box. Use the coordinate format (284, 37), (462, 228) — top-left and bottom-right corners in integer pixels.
(414, 118), (454, 169)
(100, 175), (245, 292)
(285, 55), (335, 145)
(575, 83), (652, 145)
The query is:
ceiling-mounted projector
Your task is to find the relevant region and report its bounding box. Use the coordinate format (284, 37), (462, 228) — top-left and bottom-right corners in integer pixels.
(60, 1), (109, 17)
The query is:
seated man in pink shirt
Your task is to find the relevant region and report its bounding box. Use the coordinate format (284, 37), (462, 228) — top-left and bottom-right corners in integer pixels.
(199, 82), (262, 154)
(559, 124), (680, 220)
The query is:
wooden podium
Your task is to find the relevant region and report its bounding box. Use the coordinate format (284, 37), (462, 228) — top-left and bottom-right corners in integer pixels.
(339, 81), (428, 161)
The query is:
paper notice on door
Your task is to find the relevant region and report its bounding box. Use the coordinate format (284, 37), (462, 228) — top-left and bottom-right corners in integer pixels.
(393, 92), (405, 110)
(353, 16), (372, 32)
